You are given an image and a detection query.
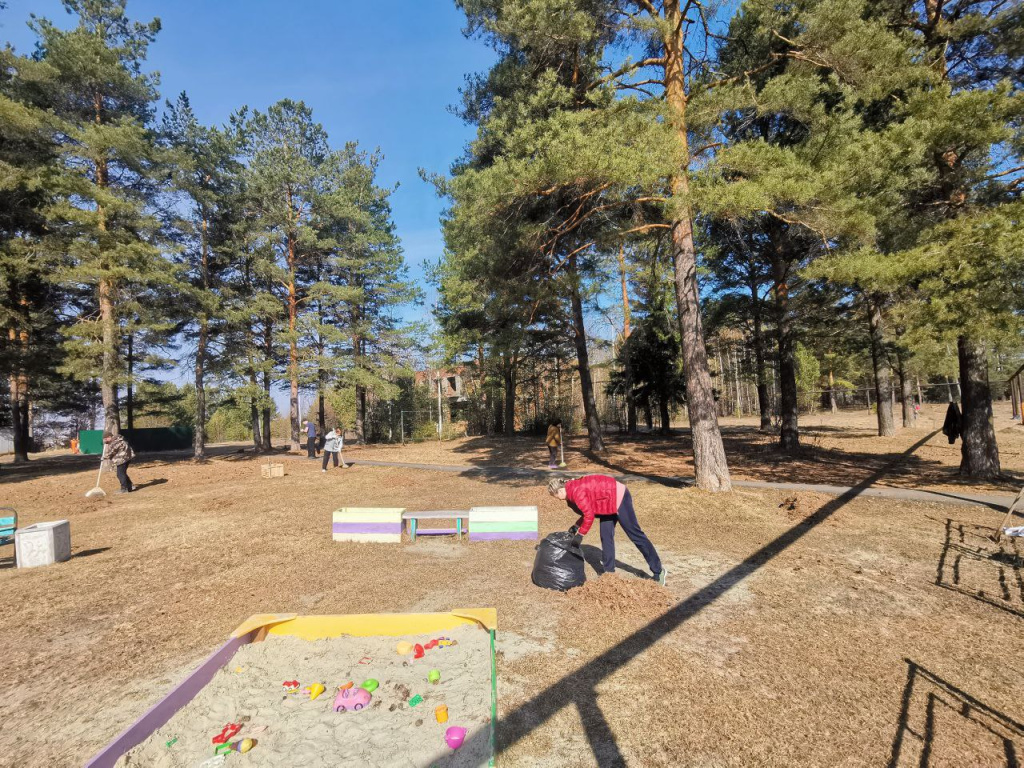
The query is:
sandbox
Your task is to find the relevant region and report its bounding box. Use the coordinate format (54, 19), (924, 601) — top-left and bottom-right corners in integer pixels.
(89, 611), (497, 768)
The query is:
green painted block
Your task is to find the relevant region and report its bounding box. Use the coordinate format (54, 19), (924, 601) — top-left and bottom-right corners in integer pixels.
(470, 520), (538, 533)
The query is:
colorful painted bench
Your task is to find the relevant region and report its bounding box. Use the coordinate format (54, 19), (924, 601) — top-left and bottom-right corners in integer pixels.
(468, 506), (538, 542)
(402, 510), (469, 542)
(331, 507), (405, 543)
(0, 507), (16, 549)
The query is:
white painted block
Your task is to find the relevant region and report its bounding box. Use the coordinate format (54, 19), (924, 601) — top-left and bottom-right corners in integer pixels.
(15, 520), (71, 568)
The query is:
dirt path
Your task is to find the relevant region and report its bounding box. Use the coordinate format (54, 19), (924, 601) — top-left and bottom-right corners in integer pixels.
(1, 429), (1022, 766)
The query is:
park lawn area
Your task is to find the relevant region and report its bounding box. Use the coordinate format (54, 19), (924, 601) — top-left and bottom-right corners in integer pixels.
(0, 445), (1022, 766)
(356, 403), (1024, 495)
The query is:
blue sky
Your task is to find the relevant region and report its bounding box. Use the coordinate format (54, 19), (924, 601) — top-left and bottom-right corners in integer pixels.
(1, 0), (495, 319)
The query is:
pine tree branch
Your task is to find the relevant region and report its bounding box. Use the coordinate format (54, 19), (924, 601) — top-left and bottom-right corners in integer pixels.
(591, 58), (667, 90)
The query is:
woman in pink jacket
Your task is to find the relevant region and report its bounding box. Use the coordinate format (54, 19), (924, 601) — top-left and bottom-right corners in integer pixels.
(548, 475), (666, 585)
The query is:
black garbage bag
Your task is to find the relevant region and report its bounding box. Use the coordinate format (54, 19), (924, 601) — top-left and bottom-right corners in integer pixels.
(531, 530), (586, 591)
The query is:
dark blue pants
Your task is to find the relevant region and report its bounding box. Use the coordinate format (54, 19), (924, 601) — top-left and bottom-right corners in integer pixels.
(307, 435), (317, 457)
(599, 490), (662, 575)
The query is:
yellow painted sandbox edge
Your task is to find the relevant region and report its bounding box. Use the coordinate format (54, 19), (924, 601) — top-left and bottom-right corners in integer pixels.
(233, 608), (497, 640)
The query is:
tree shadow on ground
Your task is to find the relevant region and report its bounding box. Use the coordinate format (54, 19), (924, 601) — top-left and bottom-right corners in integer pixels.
(131, 479), (168, 491)
(935, 518), (1023, 620)
(887, 659), (1024, 767)
(419, 431), (942, 767)
(438, 424), (1016, 493)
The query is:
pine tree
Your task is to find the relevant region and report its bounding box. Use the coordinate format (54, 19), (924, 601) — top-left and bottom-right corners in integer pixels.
(163, 93), (240, 458)
(33, 0), (177, 436)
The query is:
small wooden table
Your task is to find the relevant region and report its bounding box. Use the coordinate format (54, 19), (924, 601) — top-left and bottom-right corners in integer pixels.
(402, 510), (469, 542)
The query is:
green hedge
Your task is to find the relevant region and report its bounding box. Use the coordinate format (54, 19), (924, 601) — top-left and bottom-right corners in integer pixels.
(78, 427), (194, 455)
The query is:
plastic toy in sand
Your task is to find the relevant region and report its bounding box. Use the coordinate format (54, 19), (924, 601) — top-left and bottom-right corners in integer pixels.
(396, 641), (413, 655)
(409, 694), (424, 707)
(360, 679), (379, 693)
(309, 683), (326, 701)
(435, 705), (448, 724)
(413, 643), (425, 659)
(211, 723), (242, 744)
(214, 738), (257, 756)
(444, 726), (467, 749)
(428, 669), (440, 685)
(334, 686), (372, 712)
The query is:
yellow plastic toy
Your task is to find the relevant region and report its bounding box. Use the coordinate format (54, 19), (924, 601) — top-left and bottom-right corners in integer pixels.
(396, 641), (413, 655)
(309, 683), (326, 701)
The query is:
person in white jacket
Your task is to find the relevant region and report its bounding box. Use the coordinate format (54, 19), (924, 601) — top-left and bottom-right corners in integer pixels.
(322, 427), (345, 472)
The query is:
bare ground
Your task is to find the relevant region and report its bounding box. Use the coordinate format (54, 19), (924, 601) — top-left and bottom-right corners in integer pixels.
(0, 411), (1022, 766)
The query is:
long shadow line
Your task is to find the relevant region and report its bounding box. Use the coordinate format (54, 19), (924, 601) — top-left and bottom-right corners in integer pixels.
(424, 431), (941, 766)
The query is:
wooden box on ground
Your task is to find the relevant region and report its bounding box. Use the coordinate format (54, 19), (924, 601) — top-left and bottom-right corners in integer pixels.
(332, 507), (405, 543)
(260, 463), (285, 479)
(469, 506), (538, 541)
(15, 520), (71, 568)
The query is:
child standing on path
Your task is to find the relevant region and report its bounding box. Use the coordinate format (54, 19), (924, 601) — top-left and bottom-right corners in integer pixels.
(545, 418), (562, 469)
(322, 427), (343, 472)
(547, 475), (667, 585)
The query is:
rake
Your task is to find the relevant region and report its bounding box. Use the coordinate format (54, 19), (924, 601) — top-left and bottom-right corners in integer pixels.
(558, 426), (567, 469)
(85, 460), (106, 499)
(991, 486), (1024, 543)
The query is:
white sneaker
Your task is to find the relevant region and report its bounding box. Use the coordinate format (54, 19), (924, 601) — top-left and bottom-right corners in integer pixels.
(656, 568), (667, 586)
(321, 469), (326, 473)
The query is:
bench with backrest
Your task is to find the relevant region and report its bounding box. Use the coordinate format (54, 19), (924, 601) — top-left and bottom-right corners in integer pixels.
(0, 507), (17, 551)
(403, 510), (469, 542)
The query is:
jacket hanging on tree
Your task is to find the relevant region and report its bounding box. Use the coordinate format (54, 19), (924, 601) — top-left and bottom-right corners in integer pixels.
(942, 402), (962, 445)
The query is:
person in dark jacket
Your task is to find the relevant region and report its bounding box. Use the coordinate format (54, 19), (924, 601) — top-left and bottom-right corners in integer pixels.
(547, 475), (666, 585)
(103, 433), (135, 493)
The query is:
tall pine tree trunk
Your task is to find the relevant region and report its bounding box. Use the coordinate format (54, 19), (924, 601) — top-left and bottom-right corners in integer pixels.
(752, 301), (772, 431)
(896, 349), (915, 429)
(356, 385), (366, 442)
(958, 335), (1000, 478)
(318, 367), (326, 437)
(194, 318), (207, 458)
(261, 323), (273, 451)
(99, 277), (120, 435)
(772, 248), (799, 451)
(867, 298), (895, 437)
(662, 1), (731, 490)
(286, 223), (300, 453)
(502, 356), (516, 437)
(659, 394), (671, 435)
(617, 246), (637, 434)
(125, 333), (134, 434)
(827, 369), (838, 414)
(7, 316), (30, 462)
(568, 253), (605, 452)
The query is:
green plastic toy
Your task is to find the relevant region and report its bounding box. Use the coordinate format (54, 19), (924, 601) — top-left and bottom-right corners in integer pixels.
(360, 679), (379, 693)
(428, 669), (440, 685)
(408, 694), (423, 707)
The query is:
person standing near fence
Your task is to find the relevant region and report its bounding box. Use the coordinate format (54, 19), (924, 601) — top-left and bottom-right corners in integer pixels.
(103, 433), (135, 493)
(322, 427), (343, 473)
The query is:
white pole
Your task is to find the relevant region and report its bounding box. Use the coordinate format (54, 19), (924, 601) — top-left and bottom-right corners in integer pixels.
(437, 372), (443, 437)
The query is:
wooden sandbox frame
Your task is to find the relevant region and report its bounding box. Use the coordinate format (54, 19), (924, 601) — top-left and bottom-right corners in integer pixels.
(85, 609), (498, 767)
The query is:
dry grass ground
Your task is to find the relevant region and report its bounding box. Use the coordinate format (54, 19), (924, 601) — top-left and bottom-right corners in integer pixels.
(0, 410), (1022, 766)
(357, 403), (1024, 495)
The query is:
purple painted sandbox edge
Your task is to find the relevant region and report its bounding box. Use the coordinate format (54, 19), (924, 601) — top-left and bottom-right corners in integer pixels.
(332, 522), (402, 534)
(84, 632), (251, 768)
(469, 531), (537, 541)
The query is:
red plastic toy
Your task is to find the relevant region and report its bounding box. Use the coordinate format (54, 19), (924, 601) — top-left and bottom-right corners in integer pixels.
(212, 723), (242, 744)
(413, 643), (425, 659)
(283, 680), (300, 689)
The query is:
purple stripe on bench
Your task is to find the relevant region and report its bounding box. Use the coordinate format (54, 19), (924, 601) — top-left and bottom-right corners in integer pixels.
(85, 633), (250, 767)
(416, 528), (459, 535)
(469, 531), (537, 541)
(332, 523), (402, 534)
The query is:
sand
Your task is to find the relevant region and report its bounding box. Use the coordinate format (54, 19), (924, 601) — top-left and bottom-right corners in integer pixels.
(117, 626), (492, 768)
